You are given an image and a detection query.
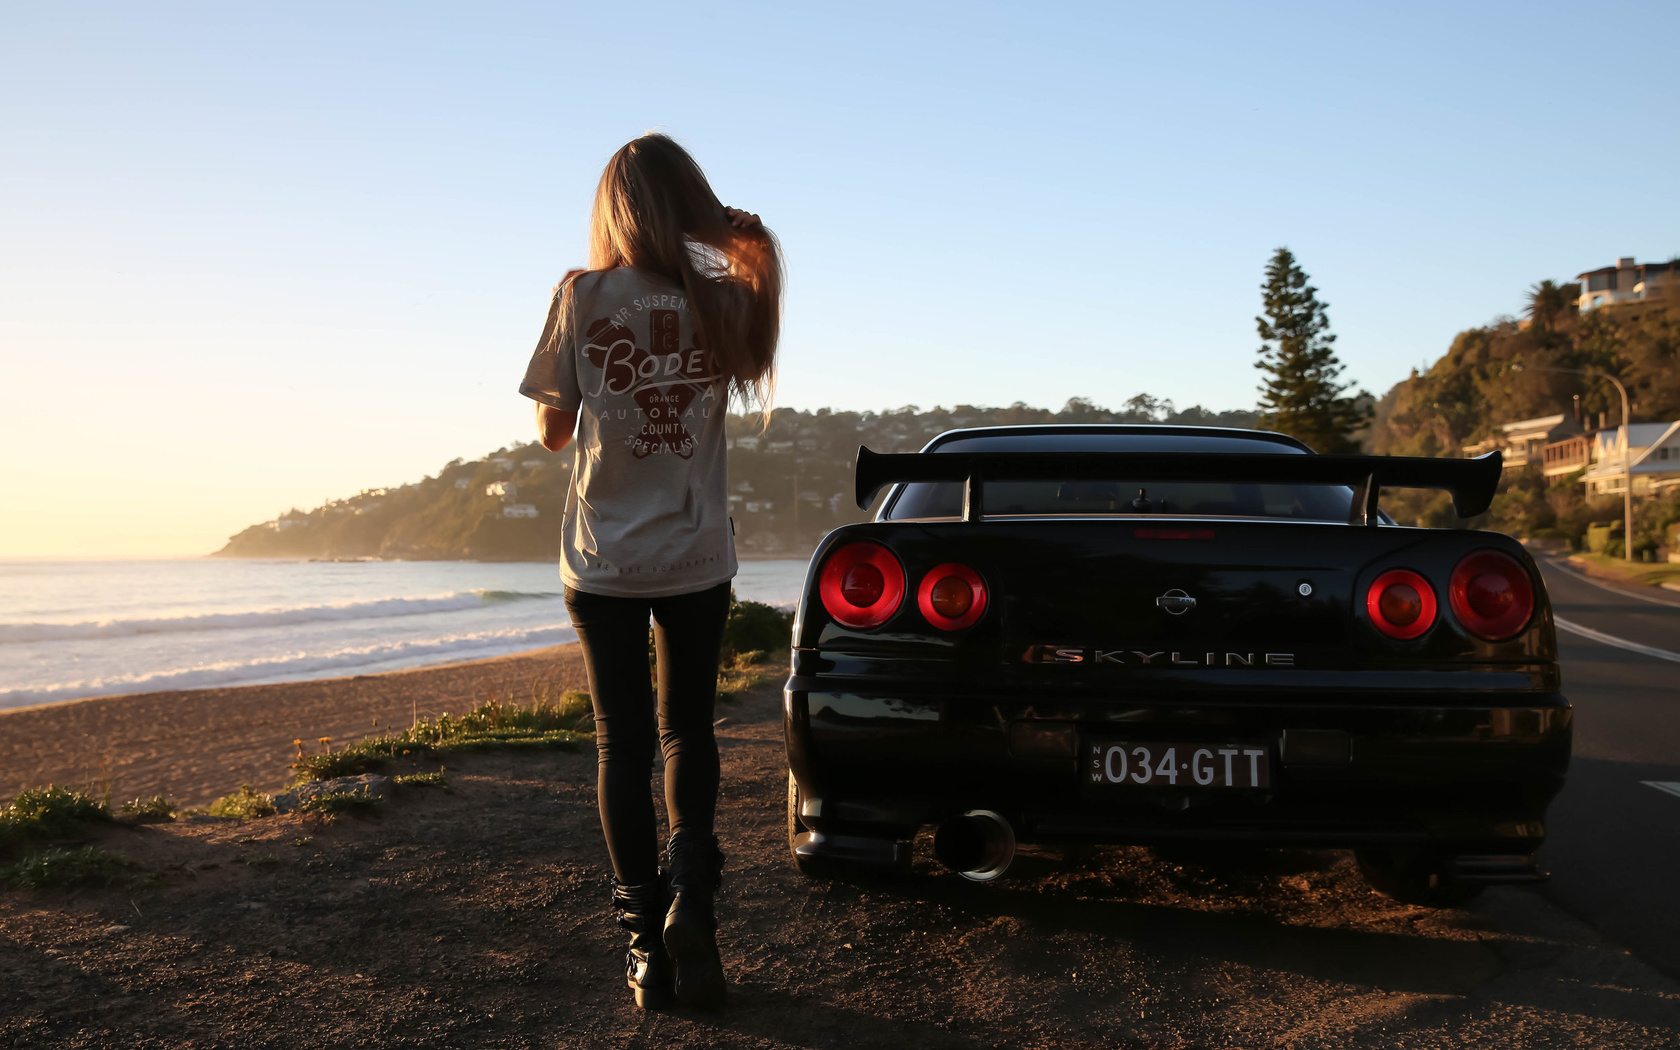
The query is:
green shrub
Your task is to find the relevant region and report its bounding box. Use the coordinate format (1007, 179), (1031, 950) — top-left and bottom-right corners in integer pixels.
(119, 795), (178, 821)
(206, 785), (276, 820)
(1, 846), (127, 890)
(721, 595), (793, 661)
(1586, 520), (1624, 555)
(0, 786), (109, 848)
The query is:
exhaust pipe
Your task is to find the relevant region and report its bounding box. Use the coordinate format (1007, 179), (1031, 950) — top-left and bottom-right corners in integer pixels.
(934, 809), (1016, 882)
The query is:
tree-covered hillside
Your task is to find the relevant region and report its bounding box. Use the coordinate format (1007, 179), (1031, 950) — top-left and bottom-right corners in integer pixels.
(1372, 284), (1679, 545)
(215, 397), (1258, 560)
(1373, 288), (1679, 459)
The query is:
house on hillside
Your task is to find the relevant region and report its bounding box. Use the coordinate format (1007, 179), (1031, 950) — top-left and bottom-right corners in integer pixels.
(454, 478), (472, 489)
(521, 459), (546, 469)
(1577, 257), (1676, 312)
(732, 436), (761, 451)
(502, 504), (539, 518)
(486, 481), (518, 499)
(1580, 422), (1680, 496)
(1541, 434), (1592, 481)
(1461, 414), (1581, 469)
(491, 457), (513, 470)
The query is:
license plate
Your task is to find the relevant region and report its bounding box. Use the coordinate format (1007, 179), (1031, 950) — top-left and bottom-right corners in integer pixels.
(1085, 740), (1271, 789)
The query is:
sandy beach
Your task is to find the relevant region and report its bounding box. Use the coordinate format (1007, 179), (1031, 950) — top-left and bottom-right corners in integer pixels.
(0, 644), (589, 807)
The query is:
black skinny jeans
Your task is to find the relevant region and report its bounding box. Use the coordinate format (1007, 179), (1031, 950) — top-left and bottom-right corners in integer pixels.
(563, 581), (731, 885)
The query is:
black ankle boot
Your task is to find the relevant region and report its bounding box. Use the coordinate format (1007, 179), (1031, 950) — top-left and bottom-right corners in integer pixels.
(610, 878), (674, 1010)
(662, 831), (726, 1010)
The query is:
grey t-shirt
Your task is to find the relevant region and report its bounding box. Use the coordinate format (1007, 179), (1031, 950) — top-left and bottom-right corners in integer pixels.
(519, 267), (736, 598)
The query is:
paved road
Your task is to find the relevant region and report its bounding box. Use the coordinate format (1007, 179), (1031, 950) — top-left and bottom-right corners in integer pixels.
(1535, 557), (1680, 978)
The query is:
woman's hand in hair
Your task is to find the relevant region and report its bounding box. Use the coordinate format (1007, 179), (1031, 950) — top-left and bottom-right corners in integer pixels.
(723, 207), (761, 229)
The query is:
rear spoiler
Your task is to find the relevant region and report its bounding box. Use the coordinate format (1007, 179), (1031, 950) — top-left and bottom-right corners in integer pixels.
(853, 446), (1503, 525)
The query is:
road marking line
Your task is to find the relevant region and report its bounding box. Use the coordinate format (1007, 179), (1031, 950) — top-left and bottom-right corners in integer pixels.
(1542, 558), (1680, 609)
(1643, 782), (1680, 801)
(1553, 617), (1680, 663)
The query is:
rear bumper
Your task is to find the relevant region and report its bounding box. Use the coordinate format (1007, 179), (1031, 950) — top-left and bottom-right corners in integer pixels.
(784, 677), (1572, 856)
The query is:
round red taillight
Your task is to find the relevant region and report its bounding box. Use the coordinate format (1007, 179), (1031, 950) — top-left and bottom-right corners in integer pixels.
(818, 541), (905, 629)
(917, 563), (988, 631)
(1366, 568), (1437, 640)
(1449, 550), (1535, 641)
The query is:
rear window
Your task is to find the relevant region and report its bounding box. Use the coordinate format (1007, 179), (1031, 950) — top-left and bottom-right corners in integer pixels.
(884, 432), (1357, 522)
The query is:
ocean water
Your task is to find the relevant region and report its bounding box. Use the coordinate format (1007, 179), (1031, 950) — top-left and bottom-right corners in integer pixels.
(0, 558), (812, 711)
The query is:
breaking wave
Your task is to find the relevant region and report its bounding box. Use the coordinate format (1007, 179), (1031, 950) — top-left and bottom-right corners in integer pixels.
(0, 590), (564, 644)
(0, 623), (579, 709)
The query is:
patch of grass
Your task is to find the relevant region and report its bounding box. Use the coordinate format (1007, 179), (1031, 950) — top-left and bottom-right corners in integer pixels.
(716, 648), (783, 704)
(393, 772), (450, 790)
(240, 852), (280, 867)
(119, 795), (178, 821)
(1, 845), (127, 890)
(206, 785), (276, 820)
(290, 685), (594, 785)
(0, 786), (110, 848)
(297, 792), (382, 816)
(126, 872), (165, 894)
(1567, 552), (1680, 586)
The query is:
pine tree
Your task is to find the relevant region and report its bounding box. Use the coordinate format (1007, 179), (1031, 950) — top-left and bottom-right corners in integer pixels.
(1254, 247), (1371, 452)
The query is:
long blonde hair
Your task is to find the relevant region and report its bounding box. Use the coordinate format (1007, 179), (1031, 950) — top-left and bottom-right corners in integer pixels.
(560, 133), (783, 413)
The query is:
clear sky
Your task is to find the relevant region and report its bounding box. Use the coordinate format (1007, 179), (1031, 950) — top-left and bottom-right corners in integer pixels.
(3, 1), (1677, 557)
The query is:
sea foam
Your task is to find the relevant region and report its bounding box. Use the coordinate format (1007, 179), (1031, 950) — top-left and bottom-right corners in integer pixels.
(0, 589), (562, 644)
(0, 623), (579, 709)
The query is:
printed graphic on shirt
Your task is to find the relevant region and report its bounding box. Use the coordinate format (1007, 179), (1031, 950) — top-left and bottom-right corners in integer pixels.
(580, 309), (721, 460)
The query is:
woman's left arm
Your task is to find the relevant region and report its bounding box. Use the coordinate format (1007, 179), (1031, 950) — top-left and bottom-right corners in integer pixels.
(535, 403), (578, 452)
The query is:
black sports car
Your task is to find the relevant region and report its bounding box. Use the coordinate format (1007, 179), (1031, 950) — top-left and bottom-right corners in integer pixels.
(782, 425), (1570, 904)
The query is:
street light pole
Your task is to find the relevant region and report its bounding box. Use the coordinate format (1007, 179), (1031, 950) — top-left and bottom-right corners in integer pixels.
(1517, 363), (1635, 562)
(1606, 370), (1635, 564)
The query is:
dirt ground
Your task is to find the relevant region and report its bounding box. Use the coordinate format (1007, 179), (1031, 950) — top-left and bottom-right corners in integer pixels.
(4, 664), (1680, 1048)
(0, 645), (591, 808)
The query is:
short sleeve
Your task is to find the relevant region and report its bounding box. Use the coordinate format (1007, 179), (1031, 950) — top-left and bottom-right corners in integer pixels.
(517, 283), (582, 412)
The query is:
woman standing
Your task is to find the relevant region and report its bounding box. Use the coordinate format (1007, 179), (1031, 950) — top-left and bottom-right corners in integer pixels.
(518, 134), (781, 1011)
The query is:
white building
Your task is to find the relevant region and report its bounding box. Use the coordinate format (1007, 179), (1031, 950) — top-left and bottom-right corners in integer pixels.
(1462, 414), (1581, 469)
(733, 435), (761, 451)
(454, 478), (471, 489)
(1577, 257), (1676, 312)
(521, 459), (545, 469)
(1580, 422), (1680, 496)
(502, 504), (539, 518)
(486, 481), (518, 499)
(491, 457), (513, 470)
